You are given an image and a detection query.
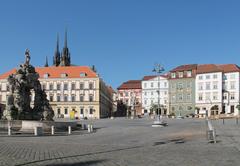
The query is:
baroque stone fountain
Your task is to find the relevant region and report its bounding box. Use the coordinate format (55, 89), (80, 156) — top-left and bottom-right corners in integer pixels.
(3, 49), (54, 121)
(2, 49), (76, 132)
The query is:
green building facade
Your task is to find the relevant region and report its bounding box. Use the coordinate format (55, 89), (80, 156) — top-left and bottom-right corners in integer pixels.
(168, 64), (197, 117)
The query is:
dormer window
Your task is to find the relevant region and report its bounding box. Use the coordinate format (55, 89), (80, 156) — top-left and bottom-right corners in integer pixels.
(61, 73), (68, 78)
(178, 72), (183, 78)
(43, 73), (49, 79)
(80, 72), (87, 77)
(187, 71), (192, 77)
(171, 72), (176, 78)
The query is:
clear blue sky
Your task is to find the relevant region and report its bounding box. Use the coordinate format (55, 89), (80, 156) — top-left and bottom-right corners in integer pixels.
(0, 0), (240, 88)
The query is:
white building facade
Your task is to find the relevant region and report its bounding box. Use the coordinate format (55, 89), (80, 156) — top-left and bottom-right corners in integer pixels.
(141, 75), (169, 115)
(195, 64), (240, 117)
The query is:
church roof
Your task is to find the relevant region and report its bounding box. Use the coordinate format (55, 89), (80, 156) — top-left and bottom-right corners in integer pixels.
(0, 66), (98, 79)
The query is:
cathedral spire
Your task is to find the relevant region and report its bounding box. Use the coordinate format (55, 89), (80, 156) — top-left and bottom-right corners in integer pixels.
(64, 29), (68, 49)
(45, 56), (49, 67)
(53, 33), (61, 66)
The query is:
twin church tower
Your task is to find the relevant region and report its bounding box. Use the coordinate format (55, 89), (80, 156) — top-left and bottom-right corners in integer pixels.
(46, 30), (71, 67)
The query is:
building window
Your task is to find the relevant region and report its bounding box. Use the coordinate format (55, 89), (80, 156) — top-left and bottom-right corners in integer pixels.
(164, 82), (167, 87)
(205, 82), (210, 90)
(187, 71), (192, 77)
(230, 93), (235, 100)
(49, 84), (53, 90)
(80, 108), (84, 114)
(89, 95), (93, 102)
(42, 84), (46, 90)
(187, 106), (192, 110)
(144, 83), (147, 88)
(151, 82), (154, 88)
(80, 72), (87, 77)
(64, 83), (68, 90)
(80, 83), (84, 90)
(64, 108), (68, 115)
(171, 72), (176, 78)
(71, 83), (76, 90)
(230, 74), (235, 79)
(213, 74), (218, 79)
(178, 94), (183, 100)
(151, 91), (154, 96)
(50, 95), (54, 102)
(186, 82), (191, 88)
(61, 73), (68, 78)
(172, 95), (176, 101)
(64, 95), (68, 102)
(205, 92), (211, 101)
(213, 92), (218, 100)
(144, 92), (147, 96)
(57, 108), (61, 115)
(223, 82), (227, 90)
(125, 92), (129, 97)
(158, 82), (160, 88)
(186, 94), (191, 101)
(57, 84), (61, 90)
(80, 95), (84, 102)
(57, 95), (61, 102)
(71, 95), (76, 102)
(89, 108), (93, 114)
(198, 83), (203, 90)
(230, 81), (235, 89)
(43, 73), (49, 79)
(198, 93), (203, 101)
(178, 72), (183, 78)
(198, 75), (203, 80)
(223, 75), (227, 80)
(206, 75), (210, 79)
(177, 83), (183, 89)
(223, 93), (227, 100)
(89, 83), (93, 90)
(144, 100), (147, 105)
(213, 82), (218, 89)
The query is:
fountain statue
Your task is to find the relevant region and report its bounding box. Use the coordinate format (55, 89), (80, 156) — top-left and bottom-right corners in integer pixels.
(3, 49), (54, 121)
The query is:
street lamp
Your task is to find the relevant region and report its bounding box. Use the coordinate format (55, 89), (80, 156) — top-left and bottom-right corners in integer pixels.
(152, 63), (165, 122)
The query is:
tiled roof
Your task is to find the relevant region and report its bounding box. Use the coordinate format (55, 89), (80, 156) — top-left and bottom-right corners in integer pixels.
(142, 75), (168, 81)
(0, 66), (98, 79)
(196, 64), (222, 74)
(218, 64), (240, 73)
(117, 80), (142, 90)
(170, 64), (198, 72)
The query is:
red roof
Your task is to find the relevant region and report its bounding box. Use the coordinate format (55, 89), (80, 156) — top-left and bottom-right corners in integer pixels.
(142, 75), (168, 81)
(218, 64), (240, 73)
(170, 64), (198, 72)
(196, 64), (222, 74)
(117, 80), (142, 90)
(0, 66), (98, 79)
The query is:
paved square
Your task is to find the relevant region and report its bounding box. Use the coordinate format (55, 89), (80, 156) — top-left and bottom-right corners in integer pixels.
(0, 118), (239, 166)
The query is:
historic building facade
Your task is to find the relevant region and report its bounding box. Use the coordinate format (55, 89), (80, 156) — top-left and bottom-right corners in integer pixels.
(0, 32), (113, 119)
(0, 66), (112, 119)
(195, 64), (240, 117)
(141, 75), (169, 115)
(117, 80), (142, 116)
(168, 64), (197, 116)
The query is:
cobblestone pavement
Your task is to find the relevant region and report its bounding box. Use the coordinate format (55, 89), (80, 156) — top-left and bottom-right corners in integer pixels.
(0, 118), (239, 166)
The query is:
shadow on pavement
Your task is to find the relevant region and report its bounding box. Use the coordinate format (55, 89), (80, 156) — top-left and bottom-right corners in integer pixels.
(16, 145), (142, 166)
(46, 159), (107, 166)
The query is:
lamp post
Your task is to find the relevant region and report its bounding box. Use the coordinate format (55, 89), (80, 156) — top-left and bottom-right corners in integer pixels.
(152, 63), (165, 122)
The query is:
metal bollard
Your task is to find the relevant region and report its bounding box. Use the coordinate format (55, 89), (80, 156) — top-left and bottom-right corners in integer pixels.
(68, 126), (71, 135)
(222, 119), (225, 125)
(90, 125), (93, 132)
(51, 126), (55, 135)
(88, 124), (91, 133)
(8, 125), (11, 136)
(82, 124), (86, 130)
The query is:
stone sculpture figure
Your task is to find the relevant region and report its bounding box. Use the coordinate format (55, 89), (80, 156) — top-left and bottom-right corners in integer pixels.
(3, 49), (54, 121)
